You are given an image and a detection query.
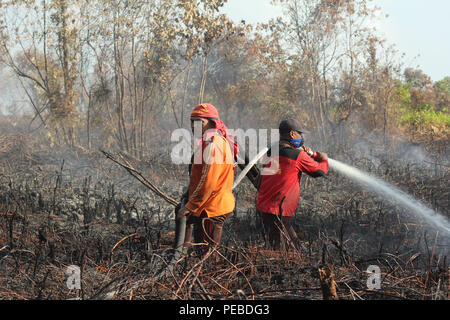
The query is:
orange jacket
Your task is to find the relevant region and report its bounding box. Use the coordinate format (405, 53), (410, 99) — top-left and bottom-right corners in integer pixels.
(185, 132), (235, 217)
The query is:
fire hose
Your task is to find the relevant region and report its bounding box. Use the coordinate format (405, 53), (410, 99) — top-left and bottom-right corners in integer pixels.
(157, 150), (264, 280)
(102, 148), (264, 280)
(102, 145), (318, 281)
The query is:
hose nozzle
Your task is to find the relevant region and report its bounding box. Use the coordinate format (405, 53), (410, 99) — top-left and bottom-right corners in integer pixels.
(302, 146), (317, 158)
(307, 150), (317, 158)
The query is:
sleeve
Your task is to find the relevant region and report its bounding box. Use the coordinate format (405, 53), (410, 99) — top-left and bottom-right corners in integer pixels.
(184, 141), (222, 213)
(296, 151), (329, 178)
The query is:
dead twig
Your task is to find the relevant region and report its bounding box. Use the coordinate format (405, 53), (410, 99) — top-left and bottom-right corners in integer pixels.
(100, 150), (179, 207)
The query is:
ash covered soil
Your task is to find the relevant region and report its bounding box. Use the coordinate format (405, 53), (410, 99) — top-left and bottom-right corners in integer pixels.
(0, 140), (449, 300)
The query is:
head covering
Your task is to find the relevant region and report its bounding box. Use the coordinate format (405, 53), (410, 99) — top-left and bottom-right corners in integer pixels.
(191, 103), (239, 156)
(279, 118), (310, 135)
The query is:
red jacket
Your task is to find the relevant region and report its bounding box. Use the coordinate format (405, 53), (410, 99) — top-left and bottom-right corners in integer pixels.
(256, 142), (329, 216)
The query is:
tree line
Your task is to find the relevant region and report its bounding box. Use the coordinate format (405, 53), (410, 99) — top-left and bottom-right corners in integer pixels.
(0, 0), (448, 157)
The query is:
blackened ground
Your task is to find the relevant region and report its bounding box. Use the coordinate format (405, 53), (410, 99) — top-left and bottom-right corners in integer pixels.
(0, 137), (448, 300)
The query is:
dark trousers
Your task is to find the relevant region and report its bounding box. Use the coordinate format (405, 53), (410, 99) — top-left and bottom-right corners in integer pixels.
(259, 211), (296, 251)
(187, 211), (231, 256)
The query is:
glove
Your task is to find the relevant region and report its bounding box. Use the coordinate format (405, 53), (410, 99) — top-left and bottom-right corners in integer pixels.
(315, 151), (328, 161)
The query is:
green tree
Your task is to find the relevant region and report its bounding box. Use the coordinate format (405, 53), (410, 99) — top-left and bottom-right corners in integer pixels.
(396, 69), (449, 142)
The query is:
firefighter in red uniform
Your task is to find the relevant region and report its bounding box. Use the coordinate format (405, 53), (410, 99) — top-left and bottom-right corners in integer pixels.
(256, 118), (329, 251)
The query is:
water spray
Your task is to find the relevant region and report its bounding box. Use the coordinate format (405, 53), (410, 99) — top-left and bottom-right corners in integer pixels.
(301, 146), (450, 237)
(326, 157), (450, 236)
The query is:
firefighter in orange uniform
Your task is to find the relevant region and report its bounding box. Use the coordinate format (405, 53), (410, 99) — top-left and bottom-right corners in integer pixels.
(177, 103), (238, 254)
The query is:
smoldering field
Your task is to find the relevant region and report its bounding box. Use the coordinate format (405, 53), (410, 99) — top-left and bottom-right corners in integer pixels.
(0, 131), (448, 300)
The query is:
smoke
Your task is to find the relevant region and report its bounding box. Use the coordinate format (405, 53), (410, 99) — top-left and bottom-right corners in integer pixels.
(352, 138), (447, 167)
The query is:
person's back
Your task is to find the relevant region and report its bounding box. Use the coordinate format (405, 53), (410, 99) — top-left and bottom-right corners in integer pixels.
(257, 142), (328, 216)
(256, 118), (329, 250)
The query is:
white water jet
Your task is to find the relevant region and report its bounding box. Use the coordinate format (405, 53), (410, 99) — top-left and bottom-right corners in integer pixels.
(329, 158), (450, 236)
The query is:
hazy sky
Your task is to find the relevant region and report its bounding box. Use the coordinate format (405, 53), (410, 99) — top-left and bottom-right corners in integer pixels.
(221, 0), (450, 81)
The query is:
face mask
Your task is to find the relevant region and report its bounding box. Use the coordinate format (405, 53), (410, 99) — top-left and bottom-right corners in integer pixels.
(290, 137), (304, 148)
